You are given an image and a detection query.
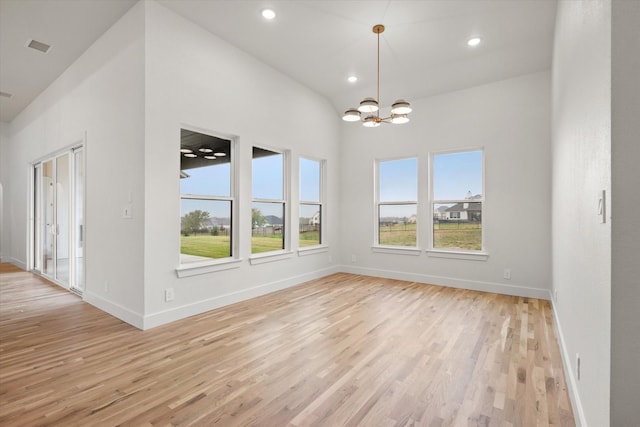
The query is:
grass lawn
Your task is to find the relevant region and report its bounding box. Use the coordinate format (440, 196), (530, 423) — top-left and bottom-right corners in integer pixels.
(299, 230), (320, 247)
(251, 235), (284, 254)
(379, 223), (417, 246)
(182, 223), (481, 256)
(433, 222), (482, 250)
(181, 234), (231, 259)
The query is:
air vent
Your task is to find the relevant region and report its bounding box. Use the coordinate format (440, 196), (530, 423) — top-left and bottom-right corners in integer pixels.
(27, 39), (51, 53)
(0, 91), (13, 98)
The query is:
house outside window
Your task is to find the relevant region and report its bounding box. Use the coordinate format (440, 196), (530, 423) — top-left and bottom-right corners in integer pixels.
(375, 157), (418, 247)
(299, 157), (324, 247)
(252, 146), (288, 254)
(179, 129), (235, 264)
(431, 149), (484, 252)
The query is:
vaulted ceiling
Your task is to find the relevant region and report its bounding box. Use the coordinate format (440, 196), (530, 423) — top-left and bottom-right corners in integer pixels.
(0, 0), (557, 123)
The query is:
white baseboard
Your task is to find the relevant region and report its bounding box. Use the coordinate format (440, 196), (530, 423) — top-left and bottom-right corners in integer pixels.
(340, 265), (551, 300)
(84, 290), (145, 329)
(142, 265), (342, 330)
(550, 299), (587, 427)
(6, 257), (27, 270)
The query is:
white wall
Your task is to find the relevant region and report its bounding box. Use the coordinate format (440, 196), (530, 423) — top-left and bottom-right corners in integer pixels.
(141, 2), (340, 328)
(611, 0), (640, 424)
(340, 71), (552, 299)
(2, 2), (147, 323)
(0, 121), (8, 262)
(552, 1), (612, 426)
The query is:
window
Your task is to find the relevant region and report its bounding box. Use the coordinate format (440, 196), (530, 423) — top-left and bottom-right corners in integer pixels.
(252, 147), (287, 254)
(299, 157), (324, 247)
(376, 157), (418, 247)
(180, 129), (234, 264)
(431, 149), (483, 252)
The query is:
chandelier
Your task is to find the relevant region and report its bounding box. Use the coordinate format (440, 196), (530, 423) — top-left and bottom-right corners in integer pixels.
(342, 24), (412, 127)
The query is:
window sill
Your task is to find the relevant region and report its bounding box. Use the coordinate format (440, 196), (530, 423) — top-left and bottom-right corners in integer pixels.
(176, 258), (243, 278)
(372, 246), (422, 256)
(298, 245), (329, 256)
(249, 250), (294, 265)
(426, 250), (489, 261)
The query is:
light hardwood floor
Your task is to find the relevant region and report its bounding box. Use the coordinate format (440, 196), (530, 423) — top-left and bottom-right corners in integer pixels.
(0, 263), (574, 426)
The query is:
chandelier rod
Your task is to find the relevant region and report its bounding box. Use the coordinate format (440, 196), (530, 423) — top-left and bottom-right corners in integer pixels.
(377, 25), (381, 119)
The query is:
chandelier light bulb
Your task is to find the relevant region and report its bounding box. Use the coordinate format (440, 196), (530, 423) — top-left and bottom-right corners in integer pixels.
(391, 100), (412, 115)
(362, 115), (380, 127)
(357, 98), (379, 113)
(342, 109), (361, 122)
(391, 114), (410, 124)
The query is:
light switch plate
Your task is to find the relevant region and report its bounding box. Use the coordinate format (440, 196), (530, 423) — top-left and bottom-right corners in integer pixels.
(598, 190), (606, 224)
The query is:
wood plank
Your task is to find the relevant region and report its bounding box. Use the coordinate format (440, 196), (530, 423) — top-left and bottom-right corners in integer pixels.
(0, 264), (575, 426)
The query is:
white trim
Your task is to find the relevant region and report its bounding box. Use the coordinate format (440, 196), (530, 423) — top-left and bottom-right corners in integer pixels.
(144, 265), (341, 329)
(249, 250), (294, 265)
(372, 246), (421, 256)
(7, 257), (27, 270)
(297, 245), (329, 256)
(176, 258), (243, 278)
(83, 290), (144, 329)
(550, 298), (587, 427)
(426, 249), (489, 261)
(340, 265), (549, 300)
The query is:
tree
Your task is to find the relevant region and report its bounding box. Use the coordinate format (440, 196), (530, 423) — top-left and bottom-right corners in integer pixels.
(181, 210), (210, 235)
(252, 208), (266, 228)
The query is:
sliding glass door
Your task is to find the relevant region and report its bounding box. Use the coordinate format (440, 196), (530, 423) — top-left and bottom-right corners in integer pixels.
(33, 147), (84, 293)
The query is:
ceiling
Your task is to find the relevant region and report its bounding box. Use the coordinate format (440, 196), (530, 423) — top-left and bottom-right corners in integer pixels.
(0, 0), (557, 124)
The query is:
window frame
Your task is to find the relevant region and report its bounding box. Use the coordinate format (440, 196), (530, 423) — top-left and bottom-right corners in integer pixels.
(250, 145), (291, 262)
(176, 126), (240, 277)
(298, 156), (326, 251)
(428, 147), (488, 260)
(373, 156), (420, 252)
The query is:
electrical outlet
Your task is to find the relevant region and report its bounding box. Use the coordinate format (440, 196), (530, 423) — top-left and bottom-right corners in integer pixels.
(165, 288), (175, 302)
(503, 268), (511, 280)
(576, 353), (581, 380)
(328, 255), (333, 263)
(104, 280), (109, 293)
(351, 254), (357, 263)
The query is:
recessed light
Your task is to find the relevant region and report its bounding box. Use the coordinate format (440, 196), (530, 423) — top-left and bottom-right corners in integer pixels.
(183, 153), (197, 158)
(261, 9), (276, 20)
(180, 148), (193, 153)
(198, 147), (213, 153)
(214, 152), (226, 157)
(347, 76), (358, 83)
(204, 155), (217, 160)
(467, 37), (481, 47)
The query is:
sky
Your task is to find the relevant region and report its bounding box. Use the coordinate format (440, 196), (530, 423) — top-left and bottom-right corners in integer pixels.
(433, 150), (483, 200)
(180, 150), (482, 221)
(378, 151), (482, 217)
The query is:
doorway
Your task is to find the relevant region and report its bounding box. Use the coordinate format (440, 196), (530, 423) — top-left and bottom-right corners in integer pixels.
(32, 146), (84, 293)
